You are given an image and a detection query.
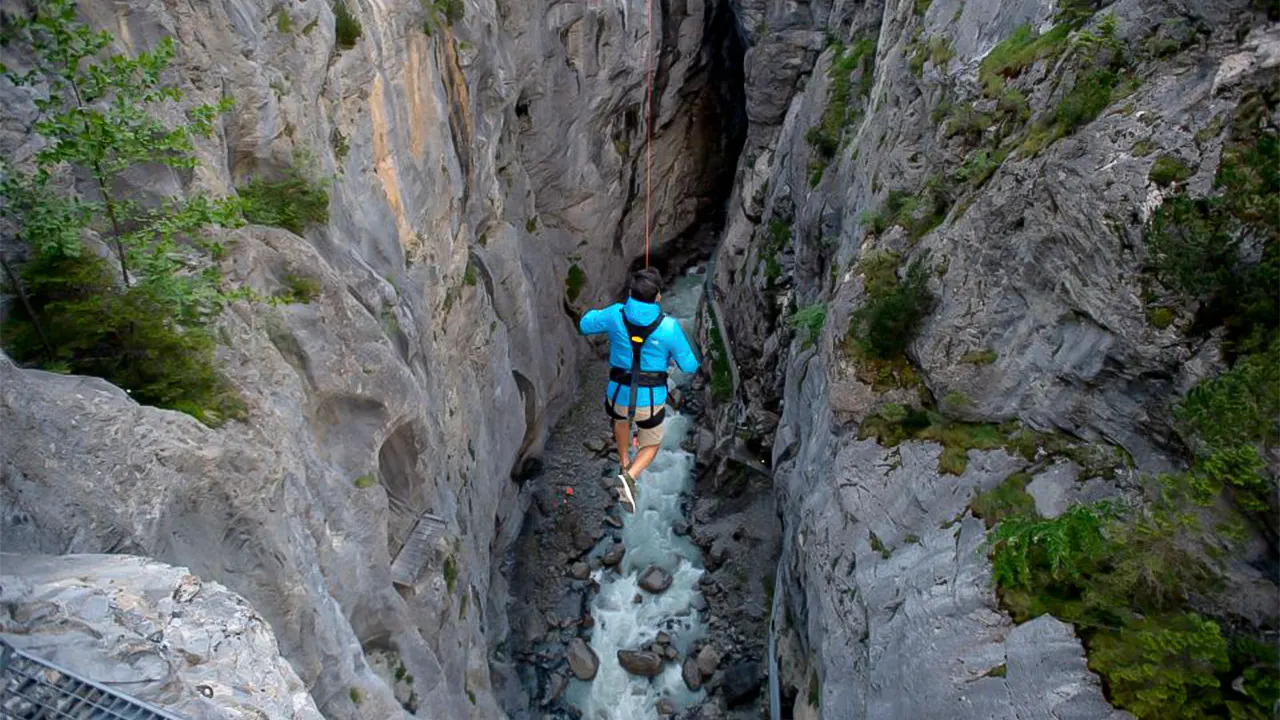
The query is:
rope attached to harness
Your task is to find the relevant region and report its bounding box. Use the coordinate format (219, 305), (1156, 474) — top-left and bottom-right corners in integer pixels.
(643, 0), (653, 269)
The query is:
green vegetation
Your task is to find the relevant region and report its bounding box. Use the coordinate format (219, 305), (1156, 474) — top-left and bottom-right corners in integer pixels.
(1145, 87), (1277, 352)
(334, 0), (362, 49)
(354, 473), (377, 489)
(978, 23), (1072, 97)
(707, 311), (734, 403)
(422, 0), (465, 35)
(909, 35), (954, 76)
(805, 37), (876, 185)
(276, 273), (322, 304)
(1014, 16), (1135, 157)
(276, 9), (293, 33)
(808, 672), (820, 707)
(0, 0), (248, 427)
(564, 263), (586, 302)
(985, 489), (1278, 720)
(868, 530), (890, 559)
(787, 302), (827, 348)
(238, 167), (330, 235)
(844, 252), (934, 363)
(970, 472), (1035, 528)
(444, 554), (458, 593)
(985, 663), (1007, 678)
(759, 219), (791, 281)
(349, 687), (363, 705)
(914, 0), (932, 15)
(861, 178), (952, 242)
(1146, 305), (1174, 329)
(860, 403), (1007, 474)
(467, 689), (477, 705)
(526, 216), (538, 233)
(464, 260), (478, 287)
(1132, 139), (1157, 157)
(954, 148), (1005, 187)
(960, 348), (998, 364)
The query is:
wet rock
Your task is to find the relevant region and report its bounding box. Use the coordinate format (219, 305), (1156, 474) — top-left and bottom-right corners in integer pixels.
(673, 519), (691, 536)
(693, 595), (708, 612)
(656, 697), (677, 716)
(567, 638), (599, 681)
(569, 562), (590, 580)
(683, 657), (703, 691)
(633, 593), (644, 604)
(601, 543), (626, 567)
(639, 566), (673, 594)
(604, 516), (624, 529)
(617, 650), (665, 677)
(663, 645), (679, 661)
(656, 631), (671, 645)
(697, 646), (721, 678)
(722, 661), (762, 707)
(544, 672), (569, 704)
(584, 437), (607, 453)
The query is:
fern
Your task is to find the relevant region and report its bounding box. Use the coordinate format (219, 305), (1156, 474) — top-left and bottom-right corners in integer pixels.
(988, 503), (1112, 590)
(1090, 615), (1230, 719)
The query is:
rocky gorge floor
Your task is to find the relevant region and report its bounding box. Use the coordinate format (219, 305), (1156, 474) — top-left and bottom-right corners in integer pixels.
(498, 271), (780, 720)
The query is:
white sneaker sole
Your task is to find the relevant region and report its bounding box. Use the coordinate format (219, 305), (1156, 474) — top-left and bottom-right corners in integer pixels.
(617, 474), (636, 513)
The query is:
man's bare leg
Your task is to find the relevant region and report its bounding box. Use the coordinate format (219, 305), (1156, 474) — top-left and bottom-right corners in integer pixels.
(613, 420), (631, 470)
(628, 444), (661, 480)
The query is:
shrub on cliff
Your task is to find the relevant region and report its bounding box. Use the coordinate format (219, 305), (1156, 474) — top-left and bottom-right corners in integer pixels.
(0, 0), (247, 426)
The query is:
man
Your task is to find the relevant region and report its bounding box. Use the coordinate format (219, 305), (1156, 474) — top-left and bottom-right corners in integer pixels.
(578, 267), (699, 513)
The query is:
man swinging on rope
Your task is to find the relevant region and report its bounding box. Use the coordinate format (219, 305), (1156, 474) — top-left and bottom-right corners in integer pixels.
(578, 267), (699, 513)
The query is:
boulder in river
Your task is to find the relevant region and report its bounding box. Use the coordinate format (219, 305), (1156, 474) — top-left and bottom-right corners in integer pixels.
(617, 649), (664, 677)
(696, 645), (721, 677)
(567, 638), (599, 681)
(639, 565), (673, 593)
(602, 543), (625, 567)
(569, 562), (590, 580)
(656, 697), (677, 716)
(682, 657), (702, 690)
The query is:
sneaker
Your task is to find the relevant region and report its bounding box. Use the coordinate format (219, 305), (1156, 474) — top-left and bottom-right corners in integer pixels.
(616, 471), (637, 514)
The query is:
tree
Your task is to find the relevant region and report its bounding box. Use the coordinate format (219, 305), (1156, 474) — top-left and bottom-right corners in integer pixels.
(0, 0), (248, 426)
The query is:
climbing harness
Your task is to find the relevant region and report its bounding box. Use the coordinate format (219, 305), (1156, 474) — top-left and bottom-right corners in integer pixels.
(643, 0), (654, 269)
(604, 310), (667, 427)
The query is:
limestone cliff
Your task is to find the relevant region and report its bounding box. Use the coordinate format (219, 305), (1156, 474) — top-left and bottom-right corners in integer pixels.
(0, 0), (741, 717)
(711, 0), (1277, 717)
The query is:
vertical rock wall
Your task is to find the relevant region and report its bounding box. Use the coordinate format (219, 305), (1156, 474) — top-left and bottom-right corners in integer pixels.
(0, 0), (745, 717)
(710, 0), (1277, 717)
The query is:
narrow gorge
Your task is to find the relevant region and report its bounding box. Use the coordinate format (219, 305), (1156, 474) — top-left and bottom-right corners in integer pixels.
(0, 1), (1275, 720)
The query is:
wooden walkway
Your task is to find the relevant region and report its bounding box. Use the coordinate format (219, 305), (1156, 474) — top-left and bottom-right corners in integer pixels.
(389, 511), (448, 587)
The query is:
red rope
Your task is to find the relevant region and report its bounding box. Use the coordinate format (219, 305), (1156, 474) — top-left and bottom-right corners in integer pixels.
(643, 0), (653, 268)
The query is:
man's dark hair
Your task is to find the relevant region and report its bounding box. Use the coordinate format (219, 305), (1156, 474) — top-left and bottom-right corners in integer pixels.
(629, 267), (663, 303)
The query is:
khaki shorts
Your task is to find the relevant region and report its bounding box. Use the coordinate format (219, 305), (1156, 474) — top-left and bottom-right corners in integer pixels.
(611, 403), (666, 448)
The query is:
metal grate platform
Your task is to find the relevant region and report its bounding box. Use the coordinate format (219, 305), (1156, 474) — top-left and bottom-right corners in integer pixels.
(0, 639), (186, 720)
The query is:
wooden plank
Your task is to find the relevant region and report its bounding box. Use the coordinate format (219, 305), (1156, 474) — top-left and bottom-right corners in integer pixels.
(390, 511), (448, 587)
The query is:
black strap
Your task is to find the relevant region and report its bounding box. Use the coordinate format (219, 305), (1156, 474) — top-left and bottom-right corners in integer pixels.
(609, 367), (668, 386)
(635, 406), (665, 429)
(621, 311), (664, 419)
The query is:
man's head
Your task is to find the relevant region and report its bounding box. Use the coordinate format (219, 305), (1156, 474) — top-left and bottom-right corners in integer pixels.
(629, 267), (663, 303)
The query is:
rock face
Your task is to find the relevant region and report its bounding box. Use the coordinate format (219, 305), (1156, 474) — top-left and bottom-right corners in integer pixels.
(566, 638), (599, 681)
(616, 650), (665, 677)
(0, 1), (744, 718)
(0, 554), (326, 720)
(708, 0), (1275, 718)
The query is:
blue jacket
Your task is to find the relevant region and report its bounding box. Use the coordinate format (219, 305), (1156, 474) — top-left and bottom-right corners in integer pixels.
(578, 297), (699, 408)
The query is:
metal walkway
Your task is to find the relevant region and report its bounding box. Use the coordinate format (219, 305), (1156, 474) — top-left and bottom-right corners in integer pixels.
(0, 639), (186, 720)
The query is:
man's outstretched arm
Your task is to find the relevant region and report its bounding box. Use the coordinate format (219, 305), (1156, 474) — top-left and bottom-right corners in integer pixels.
(668, 323), (700, 374)
(578, 305), (612, 335)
